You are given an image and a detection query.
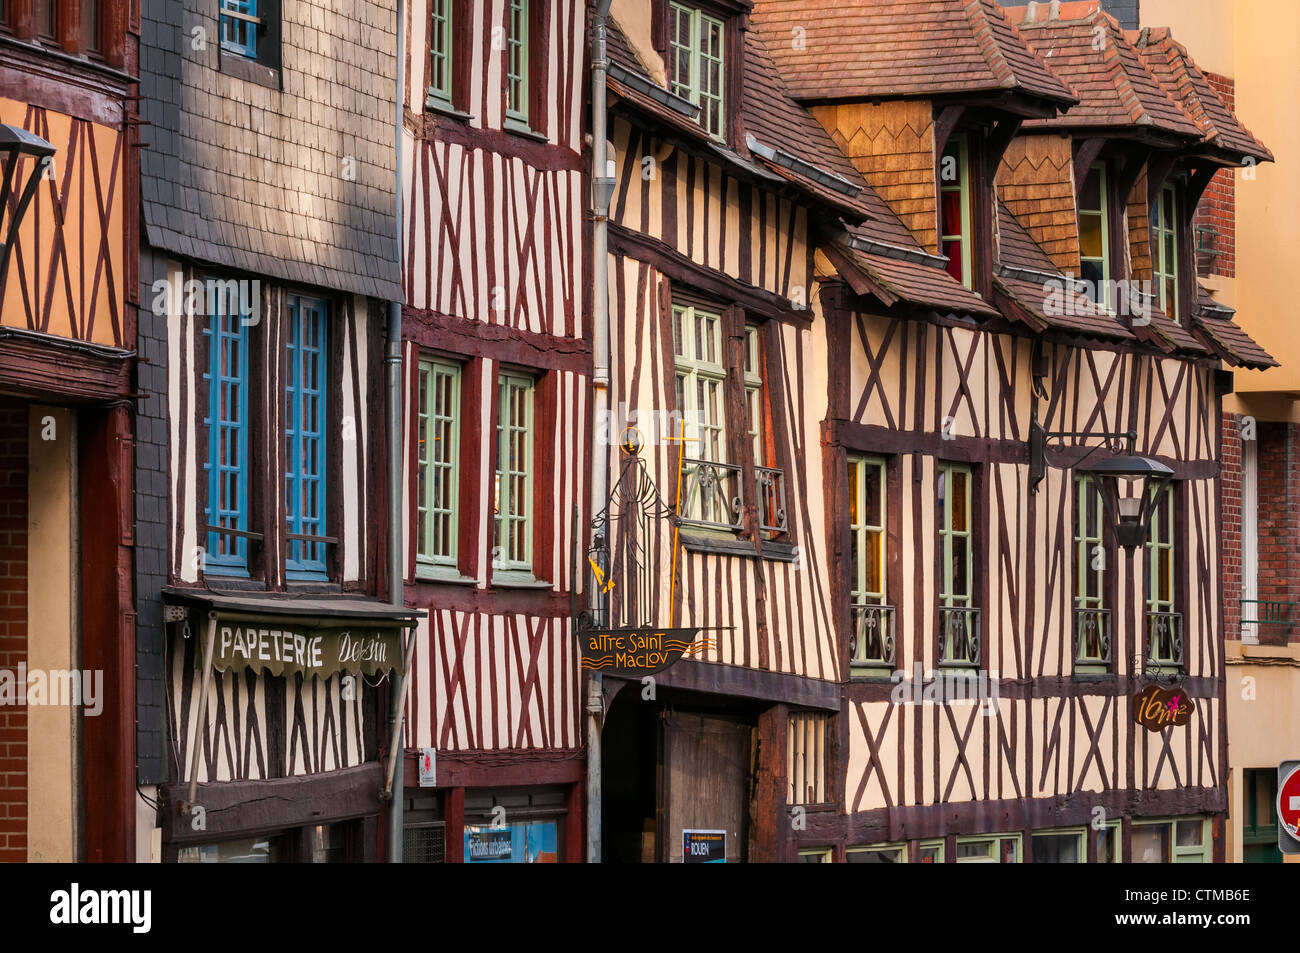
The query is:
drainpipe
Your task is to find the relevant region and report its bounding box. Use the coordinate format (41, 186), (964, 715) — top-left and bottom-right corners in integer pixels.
(588, 0), (615, 865)
(386, 0), (408, 863)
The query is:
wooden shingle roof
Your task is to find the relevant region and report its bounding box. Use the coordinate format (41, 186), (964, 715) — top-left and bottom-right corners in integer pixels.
(1192, 286), (1277, 369)
(1005, 2), (1203, 141)
(750, 0), (1076, 107)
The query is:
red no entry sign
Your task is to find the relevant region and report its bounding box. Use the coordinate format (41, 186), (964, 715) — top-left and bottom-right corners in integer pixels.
(1280, 763), (1300, 844)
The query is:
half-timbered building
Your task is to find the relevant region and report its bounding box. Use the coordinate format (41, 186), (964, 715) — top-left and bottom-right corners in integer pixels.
(744, 0), (1272, 863)
(133, 0), (414, 862)
(0, 0), (138, 863)
(396, 0), (590, 863)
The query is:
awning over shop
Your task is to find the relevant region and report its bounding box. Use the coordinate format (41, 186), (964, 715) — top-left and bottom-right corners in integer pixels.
(163, 588), (423, 679)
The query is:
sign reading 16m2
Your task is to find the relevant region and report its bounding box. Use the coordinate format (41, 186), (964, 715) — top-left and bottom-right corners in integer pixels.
(578, 628), (701, 678)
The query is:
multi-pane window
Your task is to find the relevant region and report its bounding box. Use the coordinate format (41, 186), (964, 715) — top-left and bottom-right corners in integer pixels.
(1145, 484), (1175, 615)
(1074, 475), (1109, 667)
(505, 0), (530, 125)
(673, 302), (734, 527)
(1079, 163), (1110, 308)
(203, 289), (251, 577)
(1151, 183), (1179, 322)
(220, 0), (260, 59)
(429, 0), (453, 105)
(939, 135), (973, 288)
(956, 834), (1020, 863)
(847, 844), (906, 864)
(34, 0), (54, 39)
(938, 462), (977, 665)
(849, 456), (892, 670)
(1132, 817), (1210, 863)
(669, 2), (726, 140)
(417, 359), (461, 569)
(743, 325), (763, 465)
(284, 297), (328, 580)
(494, 373), (534, 572)
(673, 302), (726, 462)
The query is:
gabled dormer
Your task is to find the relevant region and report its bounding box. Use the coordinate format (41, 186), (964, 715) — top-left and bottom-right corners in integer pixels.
(753, 0), (1076, 301)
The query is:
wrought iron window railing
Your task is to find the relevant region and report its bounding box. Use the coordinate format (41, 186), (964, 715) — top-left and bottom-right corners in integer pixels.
(1073, 607), (1112, 666)
(680, 458), (743, 530)
(850, 603), (896, 671)
(755, 465), (788, 534)
(1145, 610), (1184, 668)
(938, 605), (980, 667)
(1240, 599), (1296, 629)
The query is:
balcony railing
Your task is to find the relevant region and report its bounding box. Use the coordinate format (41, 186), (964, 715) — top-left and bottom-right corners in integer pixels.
(680, 458), (743, 530)
(850, 603), (896, 671)
(1240, 599), (1296, 628)
(1145, 610), (1184, 668)
(755, 466), (788, 534)
(938, 605), (980, 667)
(1073, 606), (1112, 666)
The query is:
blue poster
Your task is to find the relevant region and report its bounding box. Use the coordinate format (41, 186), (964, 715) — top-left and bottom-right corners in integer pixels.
(465, 820), (558, 863)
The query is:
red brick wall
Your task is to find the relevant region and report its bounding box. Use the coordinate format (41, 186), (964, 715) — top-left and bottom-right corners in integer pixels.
(1221, 413), (1242, 639)
(1255, 421), (1300, 643)
(1194, 73), (1238, 279)
(0, 399), (26, 861)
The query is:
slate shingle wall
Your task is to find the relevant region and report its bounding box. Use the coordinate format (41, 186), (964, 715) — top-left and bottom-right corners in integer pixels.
(138, 0), (402, 301)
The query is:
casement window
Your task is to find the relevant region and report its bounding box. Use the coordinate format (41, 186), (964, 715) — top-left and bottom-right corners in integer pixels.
(956, 834), (1020, 863)
(939, 135), (973, 289)
(428, 0), (454, 106)
(1079, 163), (1110, 309)
(505, 0), (531, 126)
(938, 462), (978, 666)
(203, 290), (253, 577)
(1144, 483), (1181, 668)
(745, 324), (787, 537)
(1132, 816), (1210, 863)
(1029, 824), (1120, 863)
(21, 0), (101, 55)
(674, 301), (739, 529)
(849, 455), (893, 671)
(417, 359), (462, 571)
(34, 0), (54, 39)
(1151, 183), (1180, 322)
(220, 0), (261, 59)
(1073, 474), (1110, 669)
(669, 1), (726, 140)
(798, 849), (832, 863)
(743, 325), (763, 466)
(847, 843), (906, 864)
(284, 296), (329, 581)
(494, 372), (534, 573)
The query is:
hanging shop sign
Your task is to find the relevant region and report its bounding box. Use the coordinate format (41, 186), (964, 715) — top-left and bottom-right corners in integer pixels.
(1278, 761), (1300, 854)
(579, 628), (703, 678)
(1131, 684), (1194, 732)
(682, 829), (726, 863)
(208, 622), (405, 679)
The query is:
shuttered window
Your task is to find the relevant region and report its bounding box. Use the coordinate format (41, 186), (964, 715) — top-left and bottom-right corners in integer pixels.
(285, 296), (329, 579)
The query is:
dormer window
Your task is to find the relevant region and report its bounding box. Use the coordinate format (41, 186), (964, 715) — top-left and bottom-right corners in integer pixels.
(1079, 163), (1111, 310)
(669, 2), (726, 140)
(1151, 183), (1179, 322)
(939, 135), (973, 289)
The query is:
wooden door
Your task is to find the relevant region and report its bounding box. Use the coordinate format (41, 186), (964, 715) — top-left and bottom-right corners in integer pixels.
(663, 712), (752, 863)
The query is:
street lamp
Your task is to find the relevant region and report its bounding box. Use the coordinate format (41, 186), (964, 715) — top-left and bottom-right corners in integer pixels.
(1079, 454), (1173, 551)
(0, 123), (56, 283)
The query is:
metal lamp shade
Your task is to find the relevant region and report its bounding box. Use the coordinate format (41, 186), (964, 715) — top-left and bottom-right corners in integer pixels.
(1080, 455), (1174, 551)
(0, 123), (57, 282)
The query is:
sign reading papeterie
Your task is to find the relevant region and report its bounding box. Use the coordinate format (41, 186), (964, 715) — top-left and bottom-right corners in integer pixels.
(210, 623), (405, 678)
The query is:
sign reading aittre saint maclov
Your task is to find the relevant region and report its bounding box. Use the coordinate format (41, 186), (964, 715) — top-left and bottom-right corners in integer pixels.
(209, 623), (405, 679)
(579, 628), (701, 678)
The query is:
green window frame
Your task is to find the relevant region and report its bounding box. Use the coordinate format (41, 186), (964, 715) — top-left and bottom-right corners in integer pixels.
(1074, 475), (1105, 612)
(743, 324), (763, 465)
(939, 134), (973, 289)
(428, 0), (453, 106)
(1151, 183), (1180, 322)
(938, 462), (977, 666)
(673, 301), (727, 463)
(669, 2), (726, 141)
(1079, 163), (1110, 309)
(797, 848), (832, 863)
(849, 456), (887, 607)
(505, 0), (530, 127)
(956, 833), (1020, 864)
(1145, 483), (1175, 615)
(494, 372), (534, 573)
(416, 358), (461, 570)
(846, 843), (906, 864)
(1132, 816), (1211, 863)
